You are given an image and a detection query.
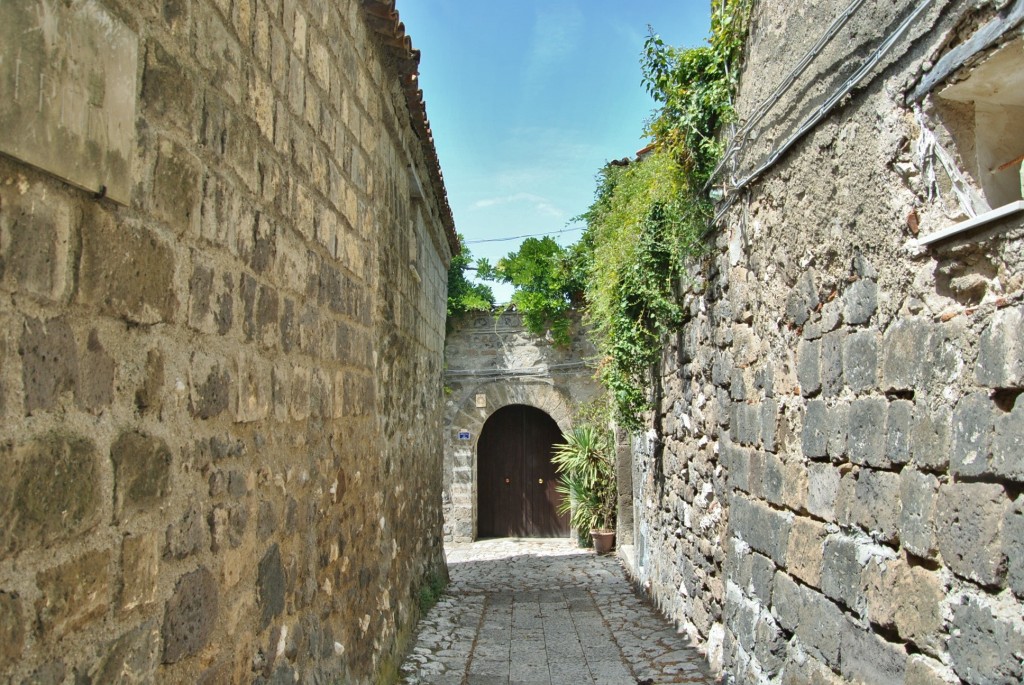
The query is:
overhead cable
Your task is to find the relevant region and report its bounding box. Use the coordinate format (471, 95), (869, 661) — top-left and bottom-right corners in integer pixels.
(713, 0), (935, 225)
(463, 226), (584, 245)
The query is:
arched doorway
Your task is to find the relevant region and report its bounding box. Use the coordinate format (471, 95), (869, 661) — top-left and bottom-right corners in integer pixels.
(477, 404), (569, 538)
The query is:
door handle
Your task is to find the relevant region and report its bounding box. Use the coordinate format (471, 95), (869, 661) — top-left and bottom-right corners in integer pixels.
(538, 478), (544, 484)
(505, 478), (510, 484)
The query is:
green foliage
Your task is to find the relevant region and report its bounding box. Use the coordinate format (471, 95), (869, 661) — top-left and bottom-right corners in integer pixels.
(552, 425), (616, 536)
(574, 0), (750, 429)
(446, 235), (494, 319)
(477, 237), (583, 346)
(417, 570), (446, 615)
(643, 0), (752, 186)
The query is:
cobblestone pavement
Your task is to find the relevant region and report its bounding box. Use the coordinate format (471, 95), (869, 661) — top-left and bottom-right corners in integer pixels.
(399, 538), (716, 685)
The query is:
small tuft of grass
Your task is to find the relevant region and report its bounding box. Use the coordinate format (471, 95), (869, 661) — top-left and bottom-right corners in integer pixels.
(417, 571), (446, 615)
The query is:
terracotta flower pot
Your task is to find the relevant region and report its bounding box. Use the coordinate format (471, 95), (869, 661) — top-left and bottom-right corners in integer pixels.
(591, 529), (616, 555)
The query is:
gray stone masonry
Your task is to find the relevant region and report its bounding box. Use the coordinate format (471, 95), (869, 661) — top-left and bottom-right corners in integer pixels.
(442, 311), (600, 542)
(627, 2), (1024, 684)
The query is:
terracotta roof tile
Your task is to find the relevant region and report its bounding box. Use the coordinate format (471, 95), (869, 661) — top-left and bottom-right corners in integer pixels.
(359, 0), (459, 255)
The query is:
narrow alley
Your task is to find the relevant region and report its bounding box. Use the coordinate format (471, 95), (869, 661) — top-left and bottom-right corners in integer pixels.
(399, 540), (714, 685)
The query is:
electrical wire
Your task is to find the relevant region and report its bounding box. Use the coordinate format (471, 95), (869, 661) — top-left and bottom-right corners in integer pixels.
(707, 0), (869, 191)
(463, 226), (584, 245)
(712, 0), (935, 225)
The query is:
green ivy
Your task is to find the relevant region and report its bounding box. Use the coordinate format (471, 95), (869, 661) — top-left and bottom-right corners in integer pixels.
(577, 0), (751, 428)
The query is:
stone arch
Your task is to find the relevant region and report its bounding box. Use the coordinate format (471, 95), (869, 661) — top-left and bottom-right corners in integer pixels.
(452, 380), (574, 444)
(444, 380), (575, 541)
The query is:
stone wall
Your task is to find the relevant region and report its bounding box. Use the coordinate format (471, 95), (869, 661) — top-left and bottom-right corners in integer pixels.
(443, 311), (601, 541)
(629, 1), (1024, 683)
(0, 0), (452, 682)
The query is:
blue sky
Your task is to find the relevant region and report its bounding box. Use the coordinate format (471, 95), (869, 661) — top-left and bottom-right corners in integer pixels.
(398, 2), (712, 302)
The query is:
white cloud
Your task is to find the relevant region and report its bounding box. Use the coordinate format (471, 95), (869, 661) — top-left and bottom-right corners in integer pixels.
(470, 192), (565, 219)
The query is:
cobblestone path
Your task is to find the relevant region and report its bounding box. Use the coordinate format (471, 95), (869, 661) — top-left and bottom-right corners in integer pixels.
(399, 539), (716, 685)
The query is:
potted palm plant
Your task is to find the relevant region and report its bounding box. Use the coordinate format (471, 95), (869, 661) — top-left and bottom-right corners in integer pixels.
(552, 425), (617, 554)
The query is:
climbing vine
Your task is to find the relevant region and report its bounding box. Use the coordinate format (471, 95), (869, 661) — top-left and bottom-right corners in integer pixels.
(578, 0), (752, 428)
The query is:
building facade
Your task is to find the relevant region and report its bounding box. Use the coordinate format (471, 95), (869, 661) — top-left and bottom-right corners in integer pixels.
(0, 0), (453, 682)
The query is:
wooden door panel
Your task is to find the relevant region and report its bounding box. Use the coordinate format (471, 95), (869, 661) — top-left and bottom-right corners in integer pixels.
(477, 405), (568, 538)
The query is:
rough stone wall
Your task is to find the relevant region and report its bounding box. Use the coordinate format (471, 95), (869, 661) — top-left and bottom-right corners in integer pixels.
(0, 1), (451, 683)
(630, 1), (1024, 683)
(443, 311), (601, 541)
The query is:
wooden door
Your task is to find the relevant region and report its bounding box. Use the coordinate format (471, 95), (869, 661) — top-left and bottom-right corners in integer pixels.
(477, 405), (569, 538)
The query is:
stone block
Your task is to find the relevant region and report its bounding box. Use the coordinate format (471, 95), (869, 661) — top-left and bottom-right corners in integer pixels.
(1003, 495), (1024, 598)
(785, 271), (818, 327)
(839, 618), (907, 684)
(936, 482), (1007, 586)
(780, 646), (844, 685)
(732, 403), (761, 447)
(164, 503), (209, 560)
(947, 594), (1024, 684)
(121, 532), (159, 611)
(111, 430), (172, 521)
(188, 261), (234, 335)
(762, 452), (786, 506)
(899, 469), (939, 558)
(782, 459), (809, 513)
(786, 517), (826, 587)
(749, 553), (776, 607)
(76, 329), (115, 413)
(801, 400), (828, 459)
(258, 543), (285, 630)
(795, 586), (844, 669)
(851, 468), (900, 543)
(724, 442), (752, 493)
(20, 316), (78, 414)
(0, 183), (74, 302)
(843, 331), (878, 392)
(843, 279), (877, 326)
(820, 534), (865, 612)
(152, 138), (201, 236)
(142, 40), (198, 131)
(820, 330), (845, 398)
(951, 392), (994, 477)
(884, 399), (913, 465)
(0, 591), (24, 669)
(730, 368), (746, 401)
(848, 397), (886, 467)
(797, 339), (821, 397)
(761, 399), (779, 452)
(911, 406), (951, 472)
(35, 548), (111, 639)
(162, 567), (218, 664)
(754, 611), (787, 678)
(905, 655), (959, 685)
(893, 565), (944, 652)
(826, 404), (848, 460)
(0, 432), (100, 558)
(807, 463), (840, 522)
(976, 307), (1024, 388)
(79, 211), (177, 324)
(771, 572), (801, 633)
(190, 360), (230, 422)
(730, 495), (792, 567)
(89, 622), (160, 684)
(992, 394), (1024, 481)
(881, 318), (931, 392)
